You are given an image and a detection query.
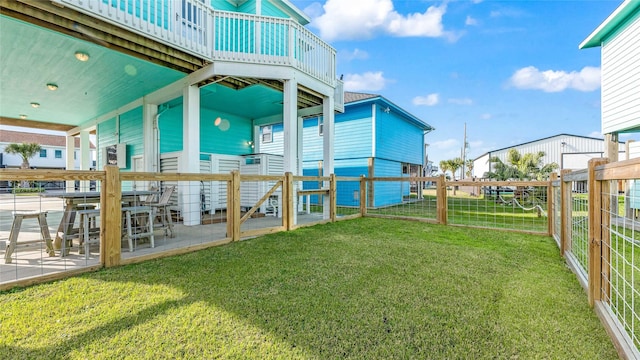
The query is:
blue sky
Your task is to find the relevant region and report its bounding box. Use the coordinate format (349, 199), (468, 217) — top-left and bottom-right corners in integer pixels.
(289, 0), (631, 165)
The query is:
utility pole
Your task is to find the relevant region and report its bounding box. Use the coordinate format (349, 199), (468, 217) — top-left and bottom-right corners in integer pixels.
(461, 123), (467, 179)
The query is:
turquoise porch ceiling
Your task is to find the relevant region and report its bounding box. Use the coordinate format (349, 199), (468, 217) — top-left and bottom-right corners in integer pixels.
(0, 15), (186, 127)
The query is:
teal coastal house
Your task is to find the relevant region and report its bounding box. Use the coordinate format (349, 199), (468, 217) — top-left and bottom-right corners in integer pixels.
(0, 0), (343, 225)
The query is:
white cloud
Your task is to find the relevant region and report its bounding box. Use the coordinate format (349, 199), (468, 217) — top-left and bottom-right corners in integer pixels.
(480, 113), (492, 120)
(432, 138), (459, 149)
(448, 98), (473, 105)
(341, 48), (369, 61)
(465, 16), (478, 26)
(343, 72), (388, 91)
(310, 0), (456, 41)
(508, 66), (600, 92)
(413, 93), (440, 106)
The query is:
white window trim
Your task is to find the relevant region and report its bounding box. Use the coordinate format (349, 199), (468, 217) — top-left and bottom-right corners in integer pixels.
(262, 125), (273, 143)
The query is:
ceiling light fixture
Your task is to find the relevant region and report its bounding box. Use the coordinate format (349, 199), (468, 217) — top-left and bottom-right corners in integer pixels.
(75, 51), (90, 62)
(46, 83), (58, 91)
(31, 102), (40, 108)
(19, 114), (27, 119)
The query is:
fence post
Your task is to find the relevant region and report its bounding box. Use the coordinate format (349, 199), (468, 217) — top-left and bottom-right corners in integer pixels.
(588, 158), (608, 307)
(548, 173), (557, 236)
(329, 173), (337, 222)
(231, 170), (240, 241)
(226, 178), (233, 240)
(102, 165), (121, 267)
(360, 175), (367, 217)
(560, 169), (572, 256)
(436, 175), (447, 225)
(284, 172), (294, 230)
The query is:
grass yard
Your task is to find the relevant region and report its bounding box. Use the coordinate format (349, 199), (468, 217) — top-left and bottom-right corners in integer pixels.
(1, 218), (618, 359)
(365, 192), (549, 232)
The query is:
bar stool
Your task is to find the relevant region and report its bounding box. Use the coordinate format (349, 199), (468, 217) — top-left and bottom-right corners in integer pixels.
(5, 211), (55, 264)
(56, 203), (97, 256)
(122, 206), (155, 252)
(77, 208), (101, 259)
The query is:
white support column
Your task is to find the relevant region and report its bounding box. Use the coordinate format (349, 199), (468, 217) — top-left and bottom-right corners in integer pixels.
(181, 84), (201, 226)
(79, 130), (91, 191)
(65, 135), (75, 191)
(296, 115), (303, 217)
(283, 79), (298, 224)
(253, 124), (261, 154)
(322, 95), (335, 219)
(143, 102), (158, 173)
(283, 79), (298, 174)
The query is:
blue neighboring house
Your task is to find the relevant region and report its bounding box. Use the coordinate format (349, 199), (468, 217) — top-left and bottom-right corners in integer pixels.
(1, 0), (342, 225)
(259, 92), (434, 207)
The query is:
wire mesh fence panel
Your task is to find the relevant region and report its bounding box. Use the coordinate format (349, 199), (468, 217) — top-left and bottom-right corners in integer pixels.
(239, 175), (285, 235)
(447, 183), (549, 233)
(602, 179), (640, 350)
(119, 175), (232, 261)
(1, 172), (104, 286)
(365, 178), (437, 221)
(335, 177), (361, 219)
(570, 189), (589, 277)
(294, 176), (329, 228)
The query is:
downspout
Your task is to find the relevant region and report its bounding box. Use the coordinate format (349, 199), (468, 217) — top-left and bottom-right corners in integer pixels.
(154, 105), (170, 173)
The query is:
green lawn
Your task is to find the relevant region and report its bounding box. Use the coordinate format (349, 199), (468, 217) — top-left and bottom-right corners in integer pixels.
(365, 194), (549, 232)
(1, 218), (618, 359)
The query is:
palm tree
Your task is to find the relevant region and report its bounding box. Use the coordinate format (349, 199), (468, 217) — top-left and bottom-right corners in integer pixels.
(465, 159), (474, 179)
(439, 160), (452, 180)
(4, 142), (41, 188)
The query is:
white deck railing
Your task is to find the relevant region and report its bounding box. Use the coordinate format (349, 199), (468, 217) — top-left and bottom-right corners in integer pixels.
(54, 0), (337, 87)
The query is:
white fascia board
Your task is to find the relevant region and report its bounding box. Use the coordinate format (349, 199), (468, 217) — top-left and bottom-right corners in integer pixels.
(212, 62), (294, 81)
(294, 70), (334, 97)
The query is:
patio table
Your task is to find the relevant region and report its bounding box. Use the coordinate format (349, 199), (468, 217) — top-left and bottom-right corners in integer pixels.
(41, 190), (157, 255)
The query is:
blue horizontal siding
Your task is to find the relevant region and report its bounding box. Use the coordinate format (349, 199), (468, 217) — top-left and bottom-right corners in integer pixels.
(97, 118), (117, 169)
(96, 107), (144, 171)
(260, 123), (284, 155)
(373, 158), (405, 207)
(376, 109), (423, 165)
(211, 0), (237, 11)
(118, 107), (144, 170)
(159, 102), (252, 156)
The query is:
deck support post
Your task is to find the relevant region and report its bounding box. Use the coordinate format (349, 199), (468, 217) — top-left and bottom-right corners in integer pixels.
(102, 165), (122, 267)
(181, 83), (201, 226)
(322, 95), (334, 220)
(283, 79), (298, 225)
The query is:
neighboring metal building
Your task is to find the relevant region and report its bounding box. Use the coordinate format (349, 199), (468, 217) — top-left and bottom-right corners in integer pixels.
(473, 133), (625, 178)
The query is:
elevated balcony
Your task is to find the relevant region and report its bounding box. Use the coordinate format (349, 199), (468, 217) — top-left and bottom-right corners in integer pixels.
(53, 0), (339, 94)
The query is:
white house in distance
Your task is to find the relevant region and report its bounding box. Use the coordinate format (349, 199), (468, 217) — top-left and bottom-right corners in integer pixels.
(472, 134), (625, 178)
(579, 0), (640, 160)
(0, 129), (95, 170)
(581, 0), (640, 219)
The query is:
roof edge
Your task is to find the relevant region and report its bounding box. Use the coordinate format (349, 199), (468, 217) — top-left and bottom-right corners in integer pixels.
(277, 0), (311, 25)
(472, 133), (623, 161)
(580, 0), (640, 49)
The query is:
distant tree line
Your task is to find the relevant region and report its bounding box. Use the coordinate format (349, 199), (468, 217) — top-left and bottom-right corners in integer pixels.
(439, 149), (558, 181)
